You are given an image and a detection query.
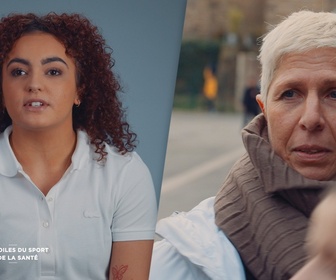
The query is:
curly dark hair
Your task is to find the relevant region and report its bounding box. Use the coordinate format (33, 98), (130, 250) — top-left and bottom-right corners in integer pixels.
(0, 12), (137, 160)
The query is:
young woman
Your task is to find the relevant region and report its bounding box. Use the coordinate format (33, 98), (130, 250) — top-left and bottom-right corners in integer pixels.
(0, 13), (157, 280)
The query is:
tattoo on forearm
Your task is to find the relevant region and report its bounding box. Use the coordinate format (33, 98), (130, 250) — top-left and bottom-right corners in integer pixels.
(112, 264), (128, 280)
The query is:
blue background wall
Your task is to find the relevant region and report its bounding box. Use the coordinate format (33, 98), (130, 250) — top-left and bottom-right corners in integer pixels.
(0, 0), (186, 203)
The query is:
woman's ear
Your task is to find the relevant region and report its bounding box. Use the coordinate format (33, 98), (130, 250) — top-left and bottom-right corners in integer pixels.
(74, 98), (81, 107)
(75, 84), (85, 106)
(256, 94), (266, 117)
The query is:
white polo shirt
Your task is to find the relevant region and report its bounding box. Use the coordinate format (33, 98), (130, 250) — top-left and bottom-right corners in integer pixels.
(0, 126), (157, 280)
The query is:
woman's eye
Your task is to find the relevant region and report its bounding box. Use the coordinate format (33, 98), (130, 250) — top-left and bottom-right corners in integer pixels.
(329, 90), (336, 99)
(11, 69), (26, 77)
(281, 89), (296, 99)
(47, 69), (61, 76)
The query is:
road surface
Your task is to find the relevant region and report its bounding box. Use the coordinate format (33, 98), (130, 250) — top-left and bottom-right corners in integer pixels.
(157, 110), (245, 221)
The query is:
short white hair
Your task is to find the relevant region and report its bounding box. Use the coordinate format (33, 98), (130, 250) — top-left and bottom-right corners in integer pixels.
(258, 10), (336, 103)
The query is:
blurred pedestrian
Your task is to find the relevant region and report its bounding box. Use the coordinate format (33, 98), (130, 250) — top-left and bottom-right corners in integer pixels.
(203, 64), (218, 112)
(242, 78), (260, 126)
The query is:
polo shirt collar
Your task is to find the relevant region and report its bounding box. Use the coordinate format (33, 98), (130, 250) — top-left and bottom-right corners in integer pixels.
(0, 127), (91, 177)
(71, 130), (91, 171)
(0, 126), (21, 176)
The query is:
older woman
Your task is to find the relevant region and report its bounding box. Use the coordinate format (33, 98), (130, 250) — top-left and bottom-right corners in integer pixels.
(0, 13), (157, 280)
(215, 10), (336, 280)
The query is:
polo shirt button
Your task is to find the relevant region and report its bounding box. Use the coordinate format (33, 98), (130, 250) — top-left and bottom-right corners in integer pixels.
(47, 197), (53, 202)
(42, 221), (49, 228)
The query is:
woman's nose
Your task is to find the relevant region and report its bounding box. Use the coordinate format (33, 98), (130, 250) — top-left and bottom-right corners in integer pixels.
(25, 72), (43, 93)
(298, 95), (325, 132)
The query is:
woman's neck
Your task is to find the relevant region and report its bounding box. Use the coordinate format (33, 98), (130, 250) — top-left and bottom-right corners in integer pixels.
(9, 126), (77, 195)
(10, 127), (76, 161)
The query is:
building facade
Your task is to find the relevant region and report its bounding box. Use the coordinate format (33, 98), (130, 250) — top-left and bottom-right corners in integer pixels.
(181, 0), (336, 111)
(183, 0), (336, 40)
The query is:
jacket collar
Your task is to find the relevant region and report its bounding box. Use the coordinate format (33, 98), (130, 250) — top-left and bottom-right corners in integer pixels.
(242, 114), (331, 194)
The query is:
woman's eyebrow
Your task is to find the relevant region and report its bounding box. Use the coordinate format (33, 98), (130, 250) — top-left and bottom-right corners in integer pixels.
(6, 57), (29, 68)
(41, 56), (68, 68)
(6, 56), (68, 68)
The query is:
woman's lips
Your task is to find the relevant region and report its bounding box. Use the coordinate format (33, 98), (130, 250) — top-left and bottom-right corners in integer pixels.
(292, 145), (331, 160)
(293, 145), (330, 153)
(24, 99), (49, 110)
(27, 101), (44, 107)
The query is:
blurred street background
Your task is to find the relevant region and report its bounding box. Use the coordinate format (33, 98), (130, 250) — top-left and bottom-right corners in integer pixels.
(157, 111), (244, 220)
(157, 0), (336, 219)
